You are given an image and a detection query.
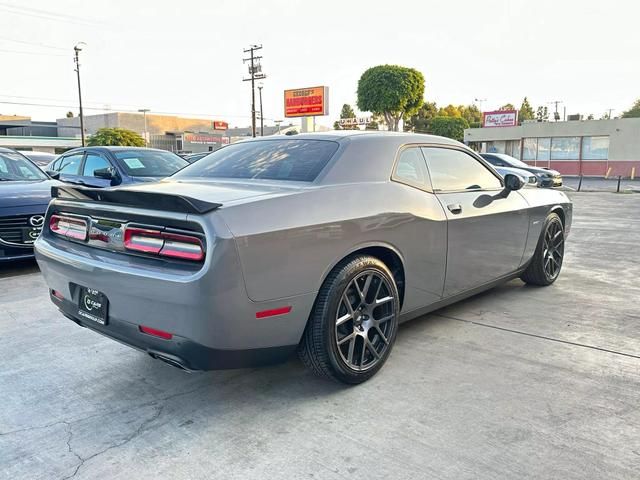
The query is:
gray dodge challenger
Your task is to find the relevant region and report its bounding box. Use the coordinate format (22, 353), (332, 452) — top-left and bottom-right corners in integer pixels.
(35, 132), (572, 384)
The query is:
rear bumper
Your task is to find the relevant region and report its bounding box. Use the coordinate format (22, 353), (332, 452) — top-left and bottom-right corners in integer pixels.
(53, 292), (296, 370)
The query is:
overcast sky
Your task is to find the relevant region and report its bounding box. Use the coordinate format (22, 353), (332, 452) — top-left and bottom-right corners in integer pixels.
(0, 0), (638, 128)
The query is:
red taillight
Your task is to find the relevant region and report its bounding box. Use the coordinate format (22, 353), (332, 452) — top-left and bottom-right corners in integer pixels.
(51, 289), (64, 300)
(123, 227), (204, 261)
(139, 325), (173, 340)
(49, 214), (88, 241)
(255, 306), (292, 319)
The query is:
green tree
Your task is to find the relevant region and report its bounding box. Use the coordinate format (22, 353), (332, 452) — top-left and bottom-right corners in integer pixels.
(499, 103), (516, 111)
(621, 99), (640, 118)
(65, 111), (74, 118)
(333, 103), (358, 130)
(459, 104), (482, 124)
(88, 127), (145, 147)
(438, 104), (461, 117)
(428, 116), (469, 142)
(357, 64), (425, 131)
(536, 106), (549, 122)
(518, 97), (535, 123)
(404, 101), (438, 132)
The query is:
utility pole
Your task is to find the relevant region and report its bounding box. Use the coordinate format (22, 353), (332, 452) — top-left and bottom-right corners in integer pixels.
(243, 45), (266, 137)
(73, 42), (86, 147)
(258, 84), (264, 136)
(548, 100), (563, 121)
(138, 109), (150, 146)
(474, 98), (487, 112)
(607, 108), (614, 119)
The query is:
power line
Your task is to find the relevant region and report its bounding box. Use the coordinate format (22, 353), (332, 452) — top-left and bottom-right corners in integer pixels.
(0, 48), (67, 57)
(0, 35), (67, 51)
(0, 2), (101, 26)
(0, 99), (275, 121)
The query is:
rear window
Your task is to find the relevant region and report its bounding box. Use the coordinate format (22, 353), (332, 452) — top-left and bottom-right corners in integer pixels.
(175, 139), (339, 182)
(114, 150), (188, 177)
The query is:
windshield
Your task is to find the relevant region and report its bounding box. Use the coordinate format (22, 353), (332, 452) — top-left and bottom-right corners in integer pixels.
(175, 139), (339, 182)
(0, 151), (48, 181)
(114, 150), (189, 177)
(499, 154), (530, 168)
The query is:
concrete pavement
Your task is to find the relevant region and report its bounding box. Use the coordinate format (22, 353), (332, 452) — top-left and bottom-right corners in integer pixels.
(1, 192), (639, 479)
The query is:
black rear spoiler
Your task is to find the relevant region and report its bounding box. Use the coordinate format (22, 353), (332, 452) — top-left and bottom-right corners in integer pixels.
(51, 185), (222, 215)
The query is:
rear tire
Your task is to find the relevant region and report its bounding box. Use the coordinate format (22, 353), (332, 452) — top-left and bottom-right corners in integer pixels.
(298, 255), (399, 384)
(521, 212), (565, 286)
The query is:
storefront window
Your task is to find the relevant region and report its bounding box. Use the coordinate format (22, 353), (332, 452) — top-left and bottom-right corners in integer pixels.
(486, 141), (506, 154)
(550, 137), (580, 160)
(582, 136), (609, 160)
(522, 138), (537, 160)
(537, 138), (551, 161)
(507, 140), (521, 159)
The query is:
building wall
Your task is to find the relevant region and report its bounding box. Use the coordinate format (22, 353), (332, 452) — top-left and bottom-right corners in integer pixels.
(57, 113), (219, 138)
(464, 118), (640, 176)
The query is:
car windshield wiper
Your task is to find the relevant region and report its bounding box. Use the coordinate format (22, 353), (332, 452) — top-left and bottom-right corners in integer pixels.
(0, 177), (16, 181)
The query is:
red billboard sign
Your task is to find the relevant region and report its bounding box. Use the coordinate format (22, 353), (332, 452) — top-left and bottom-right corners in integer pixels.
(482, 110), (518, 128)
(284, 86), (329, 118)
(213, 121), (228, 130)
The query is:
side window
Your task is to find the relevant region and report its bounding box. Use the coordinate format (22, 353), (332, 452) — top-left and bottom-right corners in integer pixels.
(57, 153), (84, 174)
(82, 153), (111, 177)
(393, 147), (430, 190)
(423, 147), (502, 192)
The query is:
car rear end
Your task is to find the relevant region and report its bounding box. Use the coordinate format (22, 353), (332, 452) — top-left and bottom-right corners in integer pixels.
(34, 188), (301, 371)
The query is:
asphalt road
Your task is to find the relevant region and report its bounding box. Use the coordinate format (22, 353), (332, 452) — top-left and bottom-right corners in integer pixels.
(1, 192), (639, 480)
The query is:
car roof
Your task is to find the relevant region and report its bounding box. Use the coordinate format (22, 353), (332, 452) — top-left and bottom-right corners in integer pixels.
(236, 130), (462, 146)
(63, 146), (174, 154)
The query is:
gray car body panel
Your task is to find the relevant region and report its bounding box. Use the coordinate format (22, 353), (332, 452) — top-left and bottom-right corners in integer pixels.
(35, 132), (572, 365)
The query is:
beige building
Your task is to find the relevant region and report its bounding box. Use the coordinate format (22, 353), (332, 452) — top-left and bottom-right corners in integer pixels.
(57, 112), (228, 153)
(464, 117), (640, 177)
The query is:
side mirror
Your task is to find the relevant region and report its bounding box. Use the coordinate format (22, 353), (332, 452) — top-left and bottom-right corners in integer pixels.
(94, 167), (115, 180)
(501, 173), (525, 196)
(46, 170), (60, 180)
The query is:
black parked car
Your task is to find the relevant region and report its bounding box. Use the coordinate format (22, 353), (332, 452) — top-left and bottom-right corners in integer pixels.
(0, 147), (60, 261)
(46, 146), (189, 188)
(480, 153), (562, 187)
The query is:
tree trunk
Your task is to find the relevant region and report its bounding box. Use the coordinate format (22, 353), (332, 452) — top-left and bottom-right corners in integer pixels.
(383, 112), (400, 131)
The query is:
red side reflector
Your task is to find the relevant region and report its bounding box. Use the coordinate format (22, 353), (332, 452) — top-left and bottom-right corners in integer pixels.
(255, 306), (292, 319)
(139, 325), (173, 340)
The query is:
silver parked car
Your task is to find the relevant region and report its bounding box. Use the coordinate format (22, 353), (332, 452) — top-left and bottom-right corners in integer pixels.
(35, 132), (572, 384)
(494, 165), (538, 186)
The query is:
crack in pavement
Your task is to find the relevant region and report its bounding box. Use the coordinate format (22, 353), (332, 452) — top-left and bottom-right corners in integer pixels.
(436, 313), (640, 360)
(61, 404), (165, 480)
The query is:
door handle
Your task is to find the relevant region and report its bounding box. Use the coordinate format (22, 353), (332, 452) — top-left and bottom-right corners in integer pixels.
(447, 203), (462, 214)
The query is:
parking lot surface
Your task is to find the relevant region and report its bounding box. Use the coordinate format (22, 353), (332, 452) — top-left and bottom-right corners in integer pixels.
(1, 192), (639, 480)
(562, 176), (640, 193)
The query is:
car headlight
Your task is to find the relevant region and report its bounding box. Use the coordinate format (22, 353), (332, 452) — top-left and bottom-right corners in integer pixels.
(535, 172), (551, 178)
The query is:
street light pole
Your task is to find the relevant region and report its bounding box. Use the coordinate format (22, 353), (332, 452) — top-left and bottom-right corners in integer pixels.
(73, 43), (86, 147)
(258, 84), (264, 136)
(138, 109), (150, 146)
(274, 119), (283, 134)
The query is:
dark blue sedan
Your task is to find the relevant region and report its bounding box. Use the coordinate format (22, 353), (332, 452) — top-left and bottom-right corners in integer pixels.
(46, 146), (189, 188)
(0, 147), (61, 261)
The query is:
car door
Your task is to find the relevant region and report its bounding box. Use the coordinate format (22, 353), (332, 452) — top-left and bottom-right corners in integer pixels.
(54, 152), (85, 184)
(391, 146), (447, 308)
(422, 146), (530, 297)
(78, 152), (115, 188)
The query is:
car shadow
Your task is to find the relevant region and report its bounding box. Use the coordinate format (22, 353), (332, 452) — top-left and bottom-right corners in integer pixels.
(0, 258), (40, 279)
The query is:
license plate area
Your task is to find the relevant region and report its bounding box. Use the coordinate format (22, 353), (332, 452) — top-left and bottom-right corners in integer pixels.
(78, 287), (109, 325)
(21, 227), (42, 243)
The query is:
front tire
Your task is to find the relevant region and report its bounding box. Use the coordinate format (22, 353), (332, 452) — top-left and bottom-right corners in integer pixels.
(521, 212), (565, 286)
(298, 255), (399, 384)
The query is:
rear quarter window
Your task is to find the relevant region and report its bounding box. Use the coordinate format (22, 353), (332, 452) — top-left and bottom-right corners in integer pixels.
(175, 139), (339, 182)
